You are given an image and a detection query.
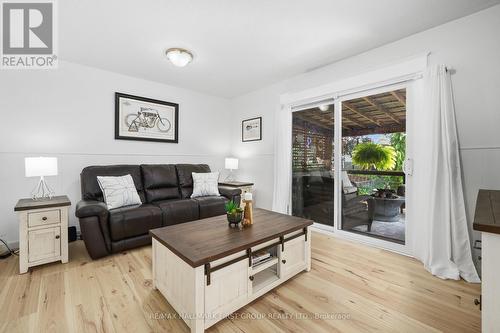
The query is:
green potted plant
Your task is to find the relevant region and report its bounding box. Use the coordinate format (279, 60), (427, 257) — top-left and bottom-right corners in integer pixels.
(225, 200), (243, 226)
(352, 142), (396, 170)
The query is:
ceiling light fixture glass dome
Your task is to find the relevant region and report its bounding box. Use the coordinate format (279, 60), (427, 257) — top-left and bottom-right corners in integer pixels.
(319, 104), (330, 111)
(165, 48), (193, 67)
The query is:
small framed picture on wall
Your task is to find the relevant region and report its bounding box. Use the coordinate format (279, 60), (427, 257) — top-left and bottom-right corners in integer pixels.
(242, 117), (262, 142)
(115, 92), (179, 143)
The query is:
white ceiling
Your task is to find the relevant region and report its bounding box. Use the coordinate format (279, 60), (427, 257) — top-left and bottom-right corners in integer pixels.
(60, 0), (500, 98)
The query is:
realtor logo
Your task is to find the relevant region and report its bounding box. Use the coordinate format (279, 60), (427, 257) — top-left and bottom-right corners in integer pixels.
(1, 0), (57, 69)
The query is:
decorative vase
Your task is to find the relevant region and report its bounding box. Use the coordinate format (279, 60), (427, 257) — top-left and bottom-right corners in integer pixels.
(227, 212), (242, 226)
(242, 199), (253, 226)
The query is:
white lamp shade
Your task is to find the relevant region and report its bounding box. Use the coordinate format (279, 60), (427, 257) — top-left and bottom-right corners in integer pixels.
(25, 157), (58, 177)
(225, 157), (239, 170)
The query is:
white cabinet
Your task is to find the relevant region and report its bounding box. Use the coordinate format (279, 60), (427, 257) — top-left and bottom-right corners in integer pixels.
(15, 196), (71, 274)
(28, 226), (61, 262)
(153, 226), (311, 333)
(204, 259), (249, 327)
(472, 190), (500, 332)
(481, 232), (500, 333)
(281, 236), (307, 278)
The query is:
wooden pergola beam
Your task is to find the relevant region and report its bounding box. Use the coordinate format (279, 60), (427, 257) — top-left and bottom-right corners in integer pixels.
(297, 112), (352, 130)
(390, 91), (406, 106)
(293, 113), (341, 131)
(342, 115), (364, 128)
(342, 101), (382, 127)
(363, 96), (401, 124)
(343, 124), (406, 137)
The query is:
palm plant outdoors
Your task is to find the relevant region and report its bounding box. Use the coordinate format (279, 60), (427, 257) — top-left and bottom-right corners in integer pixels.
(390, 132), (406, 170)
(352, 142), (396, 170)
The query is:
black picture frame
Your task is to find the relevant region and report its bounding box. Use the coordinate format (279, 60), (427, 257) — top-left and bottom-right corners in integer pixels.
(242, 117), (262, 142)
(115, 92), (179, 143)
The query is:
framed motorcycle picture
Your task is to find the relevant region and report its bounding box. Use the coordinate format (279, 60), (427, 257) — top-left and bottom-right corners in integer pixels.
(242, 117), (262, 142)
(115, 92), (179, 143)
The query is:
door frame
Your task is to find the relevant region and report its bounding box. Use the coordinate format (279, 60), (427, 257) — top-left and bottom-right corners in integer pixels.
(283, 55), (428, 255)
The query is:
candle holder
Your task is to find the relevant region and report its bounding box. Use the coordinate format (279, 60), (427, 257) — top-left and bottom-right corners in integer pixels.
(242, 192), (254, 226)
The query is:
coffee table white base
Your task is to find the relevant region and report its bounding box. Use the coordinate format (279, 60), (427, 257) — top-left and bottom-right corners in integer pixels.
(152, 228), (311, 333)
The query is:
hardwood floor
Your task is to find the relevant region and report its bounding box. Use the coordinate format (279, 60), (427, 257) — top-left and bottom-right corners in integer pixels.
(0, 231), (481, 332)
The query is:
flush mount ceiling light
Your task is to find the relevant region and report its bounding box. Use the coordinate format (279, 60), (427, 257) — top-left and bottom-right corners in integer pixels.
(319, 104), (330, 111)
(165, 48), (193, 67)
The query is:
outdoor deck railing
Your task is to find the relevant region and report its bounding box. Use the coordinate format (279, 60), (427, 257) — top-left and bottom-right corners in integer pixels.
(346, 169), (405, 183)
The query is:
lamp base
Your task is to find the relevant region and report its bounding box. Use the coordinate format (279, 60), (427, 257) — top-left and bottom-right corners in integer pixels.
(225, 170), (235, 182)
(31, 176), (55, 200)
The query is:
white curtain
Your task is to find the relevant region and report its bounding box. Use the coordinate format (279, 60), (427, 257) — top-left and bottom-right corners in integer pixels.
(272, 105), (292, 214)
(410, 65), (480, 282)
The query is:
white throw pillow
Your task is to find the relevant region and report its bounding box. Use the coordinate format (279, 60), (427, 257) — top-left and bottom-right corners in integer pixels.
(191, 172), (220, 198)
(97, 174), (142, 210)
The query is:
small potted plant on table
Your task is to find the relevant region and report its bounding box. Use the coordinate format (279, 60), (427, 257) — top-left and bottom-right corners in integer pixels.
(225, 200), (243, 227)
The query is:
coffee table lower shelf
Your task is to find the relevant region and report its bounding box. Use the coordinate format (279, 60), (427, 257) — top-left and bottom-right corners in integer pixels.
(152, 227), (311, 333)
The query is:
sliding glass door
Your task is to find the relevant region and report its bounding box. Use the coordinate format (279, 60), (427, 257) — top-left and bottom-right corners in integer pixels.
(339, 88), (407, 244)
(289, 85), (409, 245)
(291, 102), (335, 227)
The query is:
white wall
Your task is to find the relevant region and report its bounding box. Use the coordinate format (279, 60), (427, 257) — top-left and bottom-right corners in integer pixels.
(230, 5), (500, 263)
(0, 61), (231, 245)
(2, 5), (499, 255)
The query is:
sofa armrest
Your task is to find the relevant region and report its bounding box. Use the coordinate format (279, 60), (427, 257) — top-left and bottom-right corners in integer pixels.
(75, 200), (112, 258)
(75, 200), (108, 218)
(219, 186), (242, 202)
(79, 216), (110, 259)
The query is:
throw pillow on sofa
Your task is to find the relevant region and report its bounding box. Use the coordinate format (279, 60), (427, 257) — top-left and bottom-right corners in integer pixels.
(97, 174), (142, 209)
(191, 172), (220, 198)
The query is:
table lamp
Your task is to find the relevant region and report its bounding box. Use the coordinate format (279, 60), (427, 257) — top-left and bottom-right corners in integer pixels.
(25, 157), (58, 200)
(224, 157), (239, 181)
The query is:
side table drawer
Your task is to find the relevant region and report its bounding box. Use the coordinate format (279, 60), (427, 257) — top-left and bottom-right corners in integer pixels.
(28, 209), (61, 227)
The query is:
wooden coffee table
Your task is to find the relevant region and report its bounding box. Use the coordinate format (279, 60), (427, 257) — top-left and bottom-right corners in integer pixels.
(150, 208), (313, 333)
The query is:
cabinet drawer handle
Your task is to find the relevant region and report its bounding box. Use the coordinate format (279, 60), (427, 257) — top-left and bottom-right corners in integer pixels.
(249, 276), (254, 281)
(42, 216), (48, 221)
(282, 259), (286, 264)
(55, 235), (60, 239)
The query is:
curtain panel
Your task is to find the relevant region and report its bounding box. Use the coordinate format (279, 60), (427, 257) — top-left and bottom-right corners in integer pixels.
(272, 105), (292, 214)
(410, 65), (479, 282)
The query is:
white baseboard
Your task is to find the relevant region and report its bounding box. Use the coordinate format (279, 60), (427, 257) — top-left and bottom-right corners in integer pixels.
(0, 239), (18, 253)
(8, 240), (19, 250)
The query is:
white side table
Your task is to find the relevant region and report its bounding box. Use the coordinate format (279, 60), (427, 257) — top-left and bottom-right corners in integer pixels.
(14, 195), (71, 274)
(218, 181), (254, 206)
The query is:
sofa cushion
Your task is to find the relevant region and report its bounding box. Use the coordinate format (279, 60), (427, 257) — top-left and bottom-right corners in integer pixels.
(108, 204), (162, 242)
(141, 164), (181, 203)
(81, 165), (145, 203)
(192, 196), (228, 219)
(153, 199), (200, 226)
(176, 164), (211, 199)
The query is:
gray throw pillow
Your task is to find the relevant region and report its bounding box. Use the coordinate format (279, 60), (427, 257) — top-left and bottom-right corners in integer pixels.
(97, 174), (142, 209)
(191, 172), (220, 198)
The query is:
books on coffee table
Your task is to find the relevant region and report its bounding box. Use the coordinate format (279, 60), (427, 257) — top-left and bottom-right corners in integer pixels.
(252, 250), (273, 266)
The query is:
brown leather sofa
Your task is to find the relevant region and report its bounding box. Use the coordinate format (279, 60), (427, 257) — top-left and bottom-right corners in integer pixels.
(75, 164), (241, 259)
